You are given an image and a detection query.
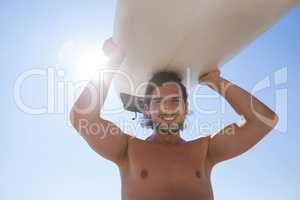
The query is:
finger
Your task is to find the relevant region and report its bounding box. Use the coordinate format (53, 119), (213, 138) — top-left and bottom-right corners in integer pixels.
(103, 39), (116, 56)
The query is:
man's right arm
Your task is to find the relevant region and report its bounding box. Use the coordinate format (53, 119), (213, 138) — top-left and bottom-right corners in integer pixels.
(70, 38), (129, 165)
(70, 105), (129, 165)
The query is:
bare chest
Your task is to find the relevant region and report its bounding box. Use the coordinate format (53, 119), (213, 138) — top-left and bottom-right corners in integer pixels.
(119, 138), (213, 200)
(130, 143), (206, 179)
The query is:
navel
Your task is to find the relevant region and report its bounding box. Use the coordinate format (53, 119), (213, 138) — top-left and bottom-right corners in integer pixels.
(140, 169), (148, 179)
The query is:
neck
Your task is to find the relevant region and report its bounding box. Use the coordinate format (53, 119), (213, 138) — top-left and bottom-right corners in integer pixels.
(146, 131), (185, 144)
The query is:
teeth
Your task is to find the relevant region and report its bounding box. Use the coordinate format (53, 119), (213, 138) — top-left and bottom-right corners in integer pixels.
(161, 115), (176, 121)
(164, 117), (175, 120)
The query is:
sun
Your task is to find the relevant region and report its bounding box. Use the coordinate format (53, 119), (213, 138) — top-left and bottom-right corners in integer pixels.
(59, 40), (109, 79)
(74, 46), (109, 79)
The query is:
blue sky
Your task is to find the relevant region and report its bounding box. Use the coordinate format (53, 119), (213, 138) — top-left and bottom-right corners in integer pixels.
(1, 1), (299, 200)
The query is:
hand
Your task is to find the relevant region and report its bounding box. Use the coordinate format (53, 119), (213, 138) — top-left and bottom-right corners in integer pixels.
(198, 69), (221, 86)
(102, 37), (126, 65)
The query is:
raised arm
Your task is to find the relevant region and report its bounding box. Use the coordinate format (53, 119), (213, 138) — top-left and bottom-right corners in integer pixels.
(199, 70), (278, 166)
(69, 38), (129, 165)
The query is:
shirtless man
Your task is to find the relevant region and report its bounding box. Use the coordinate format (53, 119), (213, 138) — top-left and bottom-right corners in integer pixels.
(70, 38), (278, 200)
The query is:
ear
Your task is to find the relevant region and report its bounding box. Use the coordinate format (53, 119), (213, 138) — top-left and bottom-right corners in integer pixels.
(184, 101), (189, 115)
(144, 103), (150, 116)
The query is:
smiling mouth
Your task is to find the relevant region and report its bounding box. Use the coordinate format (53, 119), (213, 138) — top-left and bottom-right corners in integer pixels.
(160, 114), (177, 121)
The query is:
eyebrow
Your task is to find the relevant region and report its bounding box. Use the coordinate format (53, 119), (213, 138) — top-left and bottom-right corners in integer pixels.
(152, 96), (181, 101)
(152, 97), (162, 101)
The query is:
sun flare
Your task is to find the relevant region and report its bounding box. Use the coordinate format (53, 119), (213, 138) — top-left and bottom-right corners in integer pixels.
(59, 40), (109, 79)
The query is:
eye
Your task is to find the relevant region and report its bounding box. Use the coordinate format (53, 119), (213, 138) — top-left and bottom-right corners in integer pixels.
(172, 97), (181, 102)
(152, 98), (161, 104)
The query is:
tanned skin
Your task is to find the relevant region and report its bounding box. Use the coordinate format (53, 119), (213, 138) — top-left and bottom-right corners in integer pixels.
(70, 38), (278, 200)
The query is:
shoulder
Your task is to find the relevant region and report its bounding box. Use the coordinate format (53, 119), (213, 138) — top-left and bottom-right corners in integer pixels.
(186, 135), (214, 165)
(185, 135), (211, 147)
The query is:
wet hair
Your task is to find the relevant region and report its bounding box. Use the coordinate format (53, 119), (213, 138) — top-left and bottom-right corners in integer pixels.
(141, 69), (188, 129)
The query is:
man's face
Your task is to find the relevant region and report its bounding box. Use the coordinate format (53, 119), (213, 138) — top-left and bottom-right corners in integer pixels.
(144, 82), (187, 131)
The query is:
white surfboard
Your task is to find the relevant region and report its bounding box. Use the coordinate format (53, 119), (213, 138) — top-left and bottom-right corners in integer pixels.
(112, 0), (299, 112)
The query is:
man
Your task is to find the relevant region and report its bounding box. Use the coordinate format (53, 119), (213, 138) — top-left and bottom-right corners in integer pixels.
(70, 38), (278, 200)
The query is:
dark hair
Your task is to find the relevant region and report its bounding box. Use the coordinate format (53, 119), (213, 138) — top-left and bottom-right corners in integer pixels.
(141, 69), (188, 129)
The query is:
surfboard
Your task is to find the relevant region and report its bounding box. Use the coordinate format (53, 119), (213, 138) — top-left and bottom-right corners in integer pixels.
(112, 0), (299, 112)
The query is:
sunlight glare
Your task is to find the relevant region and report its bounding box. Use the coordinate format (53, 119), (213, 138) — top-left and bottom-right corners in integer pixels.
(59, 40), (109, 79)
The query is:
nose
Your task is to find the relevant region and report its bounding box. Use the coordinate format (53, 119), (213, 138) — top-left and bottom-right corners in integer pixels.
(160, 99), (178, 114)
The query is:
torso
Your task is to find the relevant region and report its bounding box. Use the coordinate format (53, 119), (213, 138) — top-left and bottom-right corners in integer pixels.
(118, 136), (214, 200)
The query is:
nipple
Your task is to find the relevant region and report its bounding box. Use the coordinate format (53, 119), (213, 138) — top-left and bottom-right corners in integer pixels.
(195, 170), (201, 179)
(140, 169), (148, 179)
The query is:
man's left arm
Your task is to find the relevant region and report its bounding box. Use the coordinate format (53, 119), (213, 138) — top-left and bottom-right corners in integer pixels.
(199, 70), (279, 166)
